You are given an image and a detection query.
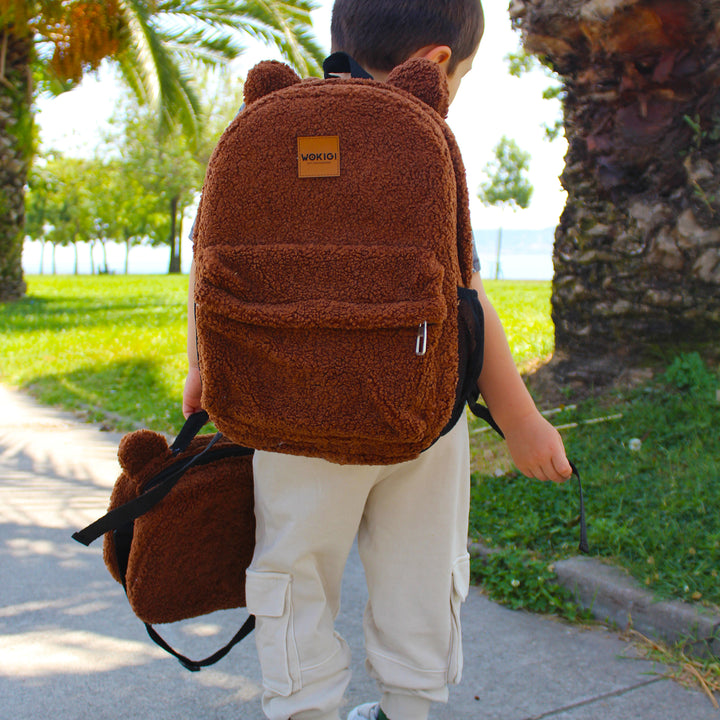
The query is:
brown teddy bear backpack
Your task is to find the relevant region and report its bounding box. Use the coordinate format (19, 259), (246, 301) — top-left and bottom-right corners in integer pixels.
(193, 53), (497, 465)
(73, 411), (257, 671)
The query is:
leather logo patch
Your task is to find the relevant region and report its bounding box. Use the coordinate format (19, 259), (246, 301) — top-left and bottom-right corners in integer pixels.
(297, 136), (340, 178)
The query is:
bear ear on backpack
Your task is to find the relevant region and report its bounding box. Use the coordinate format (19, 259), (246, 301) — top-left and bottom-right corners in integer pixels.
(386, 58), (450, 118)
(244, 60), (302, 105)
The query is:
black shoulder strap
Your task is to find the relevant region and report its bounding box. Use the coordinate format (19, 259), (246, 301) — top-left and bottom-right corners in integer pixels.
(170, 409), (209, 453)
(71, 422), (223, 547)
(323, 52), (373, 79)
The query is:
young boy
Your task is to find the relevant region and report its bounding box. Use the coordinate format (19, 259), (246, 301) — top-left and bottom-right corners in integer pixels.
(183, 2), (571, 719)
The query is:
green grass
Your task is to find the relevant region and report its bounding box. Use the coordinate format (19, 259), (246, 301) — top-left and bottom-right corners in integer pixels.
(469, 351), (720, 612)
(0, 275), (189, 433)
(3, 275), (719, 616)
(482, 280), (554, 372)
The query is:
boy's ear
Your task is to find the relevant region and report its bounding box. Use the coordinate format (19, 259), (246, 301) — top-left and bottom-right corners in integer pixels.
(416, 44), (452, 70)
(386, 58), (450, 118)
(244, 61), (301, 105)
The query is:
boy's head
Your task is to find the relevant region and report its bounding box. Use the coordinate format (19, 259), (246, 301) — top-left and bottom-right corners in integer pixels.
(331, 0), (484, 98)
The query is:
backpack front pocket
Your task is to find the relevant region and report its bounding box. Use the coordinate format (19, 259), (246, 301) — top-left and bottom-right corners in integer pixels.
(195, 243), (457, 464)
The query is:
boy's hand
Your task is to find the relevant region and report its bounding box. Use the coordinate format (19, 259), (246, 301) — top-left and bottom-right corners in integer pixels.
(503, 410), (572, 483)
(182, 366), (203, 418)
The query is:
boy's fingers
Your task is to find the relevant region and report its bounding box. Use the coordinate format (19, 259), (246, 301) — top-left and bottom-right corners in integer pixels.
(534, 467), (550, 482)
(551, 455), (573, 483)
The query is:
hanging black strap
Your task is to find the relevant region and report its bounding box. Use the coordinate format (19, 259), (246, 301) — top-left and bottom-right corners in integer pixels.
(468, 399), (590, 555)
(323, 51), (373, 79)
(143, 615), (256, 672)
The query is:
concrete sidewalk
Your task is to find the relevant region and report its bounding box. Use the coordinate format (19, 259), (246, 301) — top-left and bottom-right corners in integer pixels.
(0, 384), (717, 719)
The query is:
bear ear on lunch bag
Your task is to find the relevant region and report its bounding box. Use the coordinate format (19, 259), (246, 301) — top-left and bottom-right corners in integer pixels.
(244, 60), (302, 105)
(386, 58), (450, 118)
(118, 429), (169, 482)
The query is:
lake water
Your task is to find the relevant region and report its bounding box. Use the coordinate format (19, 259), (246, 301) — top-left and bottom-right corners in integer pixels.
(23, 231), (555, 282)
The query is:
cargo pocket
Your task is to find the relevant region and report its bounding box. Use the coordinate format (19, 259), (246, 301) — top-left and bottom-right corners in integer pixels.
(245, 570), (300, 696)
(447, 553), (470, 684)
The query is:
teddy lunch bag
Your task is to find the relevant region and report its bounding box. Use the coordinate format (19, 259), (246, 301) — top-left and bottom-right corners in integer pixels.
(73, 411), (256, 671)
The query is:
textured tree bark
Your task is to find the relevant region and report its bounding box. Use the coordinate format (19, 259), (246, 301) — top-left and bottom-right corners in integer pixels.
(512, 0), (720, 381)
(0, 26), (30, 301)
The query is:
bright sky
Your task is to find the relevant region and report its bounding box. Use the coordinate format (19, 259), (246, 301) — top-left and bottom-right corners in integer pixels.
(34, 0), (567, 232)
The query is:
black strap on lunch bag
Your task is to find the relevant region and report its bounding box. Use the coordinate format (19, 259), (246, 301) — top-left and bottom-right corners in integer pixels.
(73, 412), (256, 672)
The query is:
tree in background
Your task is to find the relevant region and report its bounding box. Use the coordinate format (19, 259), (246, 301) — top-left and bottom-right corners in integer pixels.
(25, 154), (98, 274)
(107, 100), (200, 273)
(27, 149), (179, 274)
(478, 136), (533, 280)
(98, 156), (168, 274)
(511, 0), (720, 380)
(0, 0), (323, 300)
(505, 49), (564, 142)
(102, 69), (246, 273)
(24, 164), (54, 274)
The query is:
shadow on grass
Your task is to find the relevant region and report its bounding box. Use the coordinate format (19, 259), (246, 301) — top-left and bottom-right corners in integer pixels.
(0, 292), (184, 334)
(21, 358), (186, 434)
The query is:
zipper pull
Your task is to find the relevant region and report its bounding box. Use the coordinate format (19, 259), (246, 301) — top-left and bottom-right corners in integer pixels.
(415, 321), (428, 356)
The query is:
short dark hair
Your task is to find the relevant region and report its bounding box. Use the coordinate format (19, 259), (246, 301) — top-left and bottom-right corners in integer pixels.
(330, 0), (484, 74)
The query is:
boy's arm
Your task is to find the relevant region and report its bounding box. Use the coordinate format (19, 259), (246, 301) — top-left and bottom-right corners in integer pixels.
(182, 259), (203, 418)
(472, 272), (572, 483)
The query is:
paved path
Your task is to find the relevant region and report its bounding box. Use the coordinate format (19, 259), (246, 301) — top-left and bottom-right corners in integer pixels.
(0, 385), (717, 719)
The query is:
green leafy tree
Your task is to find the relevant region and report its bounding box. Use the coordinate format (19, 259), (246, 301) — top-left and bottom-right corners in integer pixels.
(28, 153), (98, 274)
(25, 162), (55, 273)
(1, 0), (323, 300)
(102, 157), (168, 273)
(506, 48), (564, 141)
(103, 69), (246, 274)
(478, 136), (533, 280)
(106, 99), (200, 273)
(25, 154), (98, 274)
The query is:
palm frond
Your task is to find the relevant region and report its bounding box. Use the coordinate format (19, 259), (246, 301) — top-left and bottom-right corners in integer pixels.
(117, 0), (202, 139)
(154, 0), (325, 75)
(27, 0), (323, 140)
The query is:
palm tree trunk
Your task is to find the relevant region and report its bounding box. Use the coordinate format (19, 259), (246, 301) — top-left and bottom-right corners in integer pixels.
(512, 0), (720, 379)
(0, 26), (31, 301)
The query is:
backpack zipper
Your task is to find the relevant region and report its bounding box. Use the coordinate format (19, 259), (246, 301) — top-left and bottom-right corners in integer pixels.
(415, 321), (428, 356)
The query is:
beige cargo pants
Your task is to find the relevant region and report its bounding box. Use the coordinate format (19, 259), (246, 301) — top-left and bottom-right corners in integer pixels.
(245, 414), (471, 720)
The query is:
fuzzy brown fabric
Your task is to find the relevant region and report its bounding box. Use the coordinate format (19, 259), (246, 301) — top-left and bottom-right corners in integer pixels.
(103, 429), (254, 625)
(194, 58), (476, 465)
(386, 58), (450, 119)
(244, 60), (301, 106)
